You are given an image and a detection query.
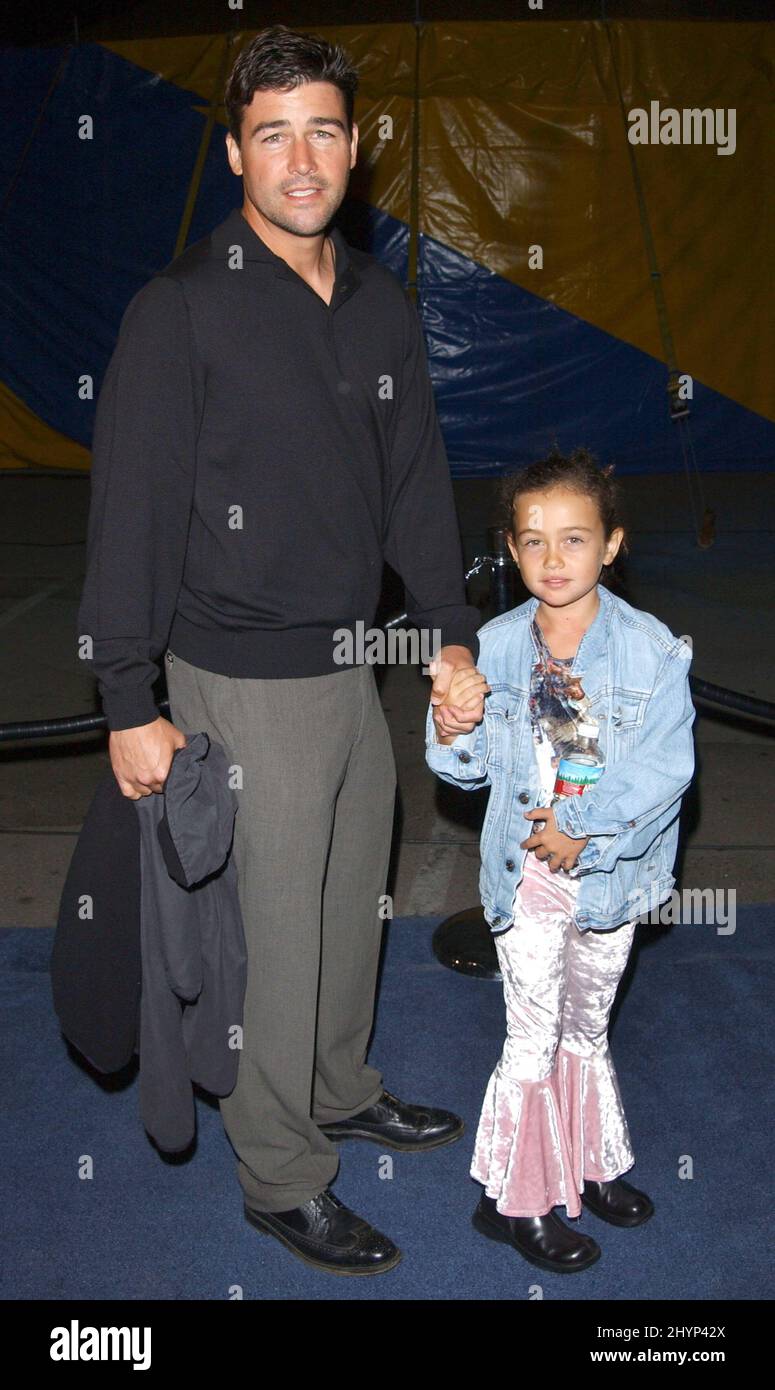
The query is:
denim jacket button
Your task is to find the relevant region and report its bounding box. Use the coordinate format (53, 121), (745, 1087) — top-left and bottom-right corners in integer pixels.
(505, 858), (515, 871)
(518, 791), (530, 804)
(492, 915), (502, 925)
(458, 751), (471, 764)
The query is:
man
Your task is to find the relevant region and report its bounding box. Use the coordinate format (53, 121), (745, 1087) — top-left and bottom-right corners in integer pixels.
(78, 24), (484, 1276)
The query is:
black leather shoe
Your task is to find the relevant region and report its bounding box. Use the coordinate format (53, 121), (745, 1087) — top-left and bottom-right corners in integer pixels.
(581, 1177), (654, 1227)
(472, 1192), (601, 1273)
(318, 1088), (464, 1151)
(244, 1188), (402, 1276)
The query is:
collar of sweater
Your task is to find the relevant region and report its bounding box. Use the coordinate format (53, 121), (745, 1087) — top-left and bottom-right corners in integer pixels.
(210, 204), (356, 291)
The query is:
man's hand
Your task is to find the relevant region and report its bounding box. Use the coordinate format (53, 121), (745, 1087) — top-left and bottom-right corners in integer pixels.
(520, 805), (590, 874)
(428, 645), (489, 738)
(109, 715), (187, 799)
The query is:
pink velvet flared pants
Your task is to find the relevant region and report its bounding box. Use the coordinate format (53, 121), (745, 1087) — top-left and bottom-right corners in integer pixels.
(470, 849), (637, 1219)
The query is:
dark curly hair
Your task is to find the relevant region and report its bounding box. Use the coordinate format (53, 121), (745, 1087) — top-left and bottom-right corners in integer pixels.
(224, 24), (359, 146)
(497, 446), (629, 590)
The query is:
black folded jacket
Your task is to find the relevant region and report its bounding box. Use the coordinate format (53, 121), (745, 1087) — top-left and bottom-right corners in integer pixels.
(51, 732), (247, 1152)
(51, 769), (142, 1073)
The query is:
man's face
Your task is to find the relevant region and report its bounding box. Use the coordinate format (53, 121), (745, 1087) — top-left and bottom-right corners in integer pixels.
(225, 80), (358, 237)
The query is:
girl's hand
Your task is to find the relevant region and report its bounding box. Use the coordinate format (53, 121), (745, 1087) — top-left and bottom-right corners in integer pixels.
(520, 806), (590, 873)
(444, 666), (490, 710)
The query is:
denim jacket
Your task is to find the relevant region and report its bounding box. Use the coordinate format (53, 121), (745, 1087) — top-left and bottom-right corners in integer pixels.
(425, 583), (696, 932)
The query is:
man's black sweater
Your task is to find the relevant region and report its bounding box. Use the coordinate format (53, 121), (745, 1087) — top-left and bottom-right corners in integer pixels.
(78, 206), (481, 731)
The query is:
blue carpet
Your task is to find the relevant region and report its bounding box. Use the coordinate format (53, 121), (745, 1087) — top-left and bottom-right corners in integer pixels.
(2, 908), (772, 1301)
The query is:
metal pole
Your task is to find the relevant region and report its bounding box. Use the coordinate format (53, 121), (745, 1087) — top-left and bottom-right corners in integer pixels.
(431, 531), (520, 979)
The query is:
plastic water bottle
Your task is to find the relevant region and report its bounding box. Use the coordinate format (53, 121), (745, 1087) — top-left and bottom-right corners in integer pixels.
(550, 720), (605, 805)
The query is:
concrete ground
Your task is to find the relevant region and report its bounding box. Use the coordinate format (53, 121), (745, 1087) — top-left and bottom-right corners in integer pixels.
(0, 469), (772, 929)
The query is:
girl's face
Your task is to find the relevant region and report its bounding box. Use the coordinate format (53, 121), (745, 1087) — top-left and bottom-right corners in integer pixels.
(506, 487), (623, 609)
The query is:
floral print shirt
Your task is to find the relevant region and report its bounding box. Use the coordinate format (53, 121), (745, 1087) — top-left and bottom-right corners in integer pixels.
(528, 616), (596, 805)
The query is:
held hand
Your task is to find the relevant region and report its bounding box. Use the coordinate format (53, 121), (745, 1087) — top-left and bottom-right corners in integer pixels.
(109, 715), (187, 799)
(429, 646), (491, 739)
(430, 667), (491, 743)
(520, 805), (590, 874)
(429, 645), (477, 707)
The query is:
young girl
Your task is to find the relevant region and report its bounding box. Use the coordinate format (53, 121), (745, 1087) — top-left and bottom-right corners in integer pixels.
(426, 448), (696, 1275)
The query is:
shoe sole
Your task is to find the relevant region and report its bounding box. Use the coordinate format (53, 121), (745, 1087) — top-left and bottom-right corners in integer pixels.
(318, 1122), (465, 1152)
(471, 1208), (601, 1274)
(244, 1205), (403, 1277)
(580, 1198), (655, 1228)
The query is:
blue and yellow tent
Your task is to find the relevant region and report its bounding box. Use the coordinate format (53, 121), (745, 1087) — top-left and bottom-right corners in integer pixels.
(0, 21), (772, 475)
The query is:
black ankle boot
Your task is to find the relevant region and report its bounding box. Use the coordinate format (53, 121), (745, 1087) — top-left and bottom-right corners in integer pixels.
(581, 1177), (654, 1227)
(472, 1193), (600, 1273)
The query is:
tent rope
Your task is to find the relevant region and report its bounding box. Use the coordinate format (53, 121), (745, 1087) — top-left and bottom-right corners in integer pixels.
(603, 17), (714, 547)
